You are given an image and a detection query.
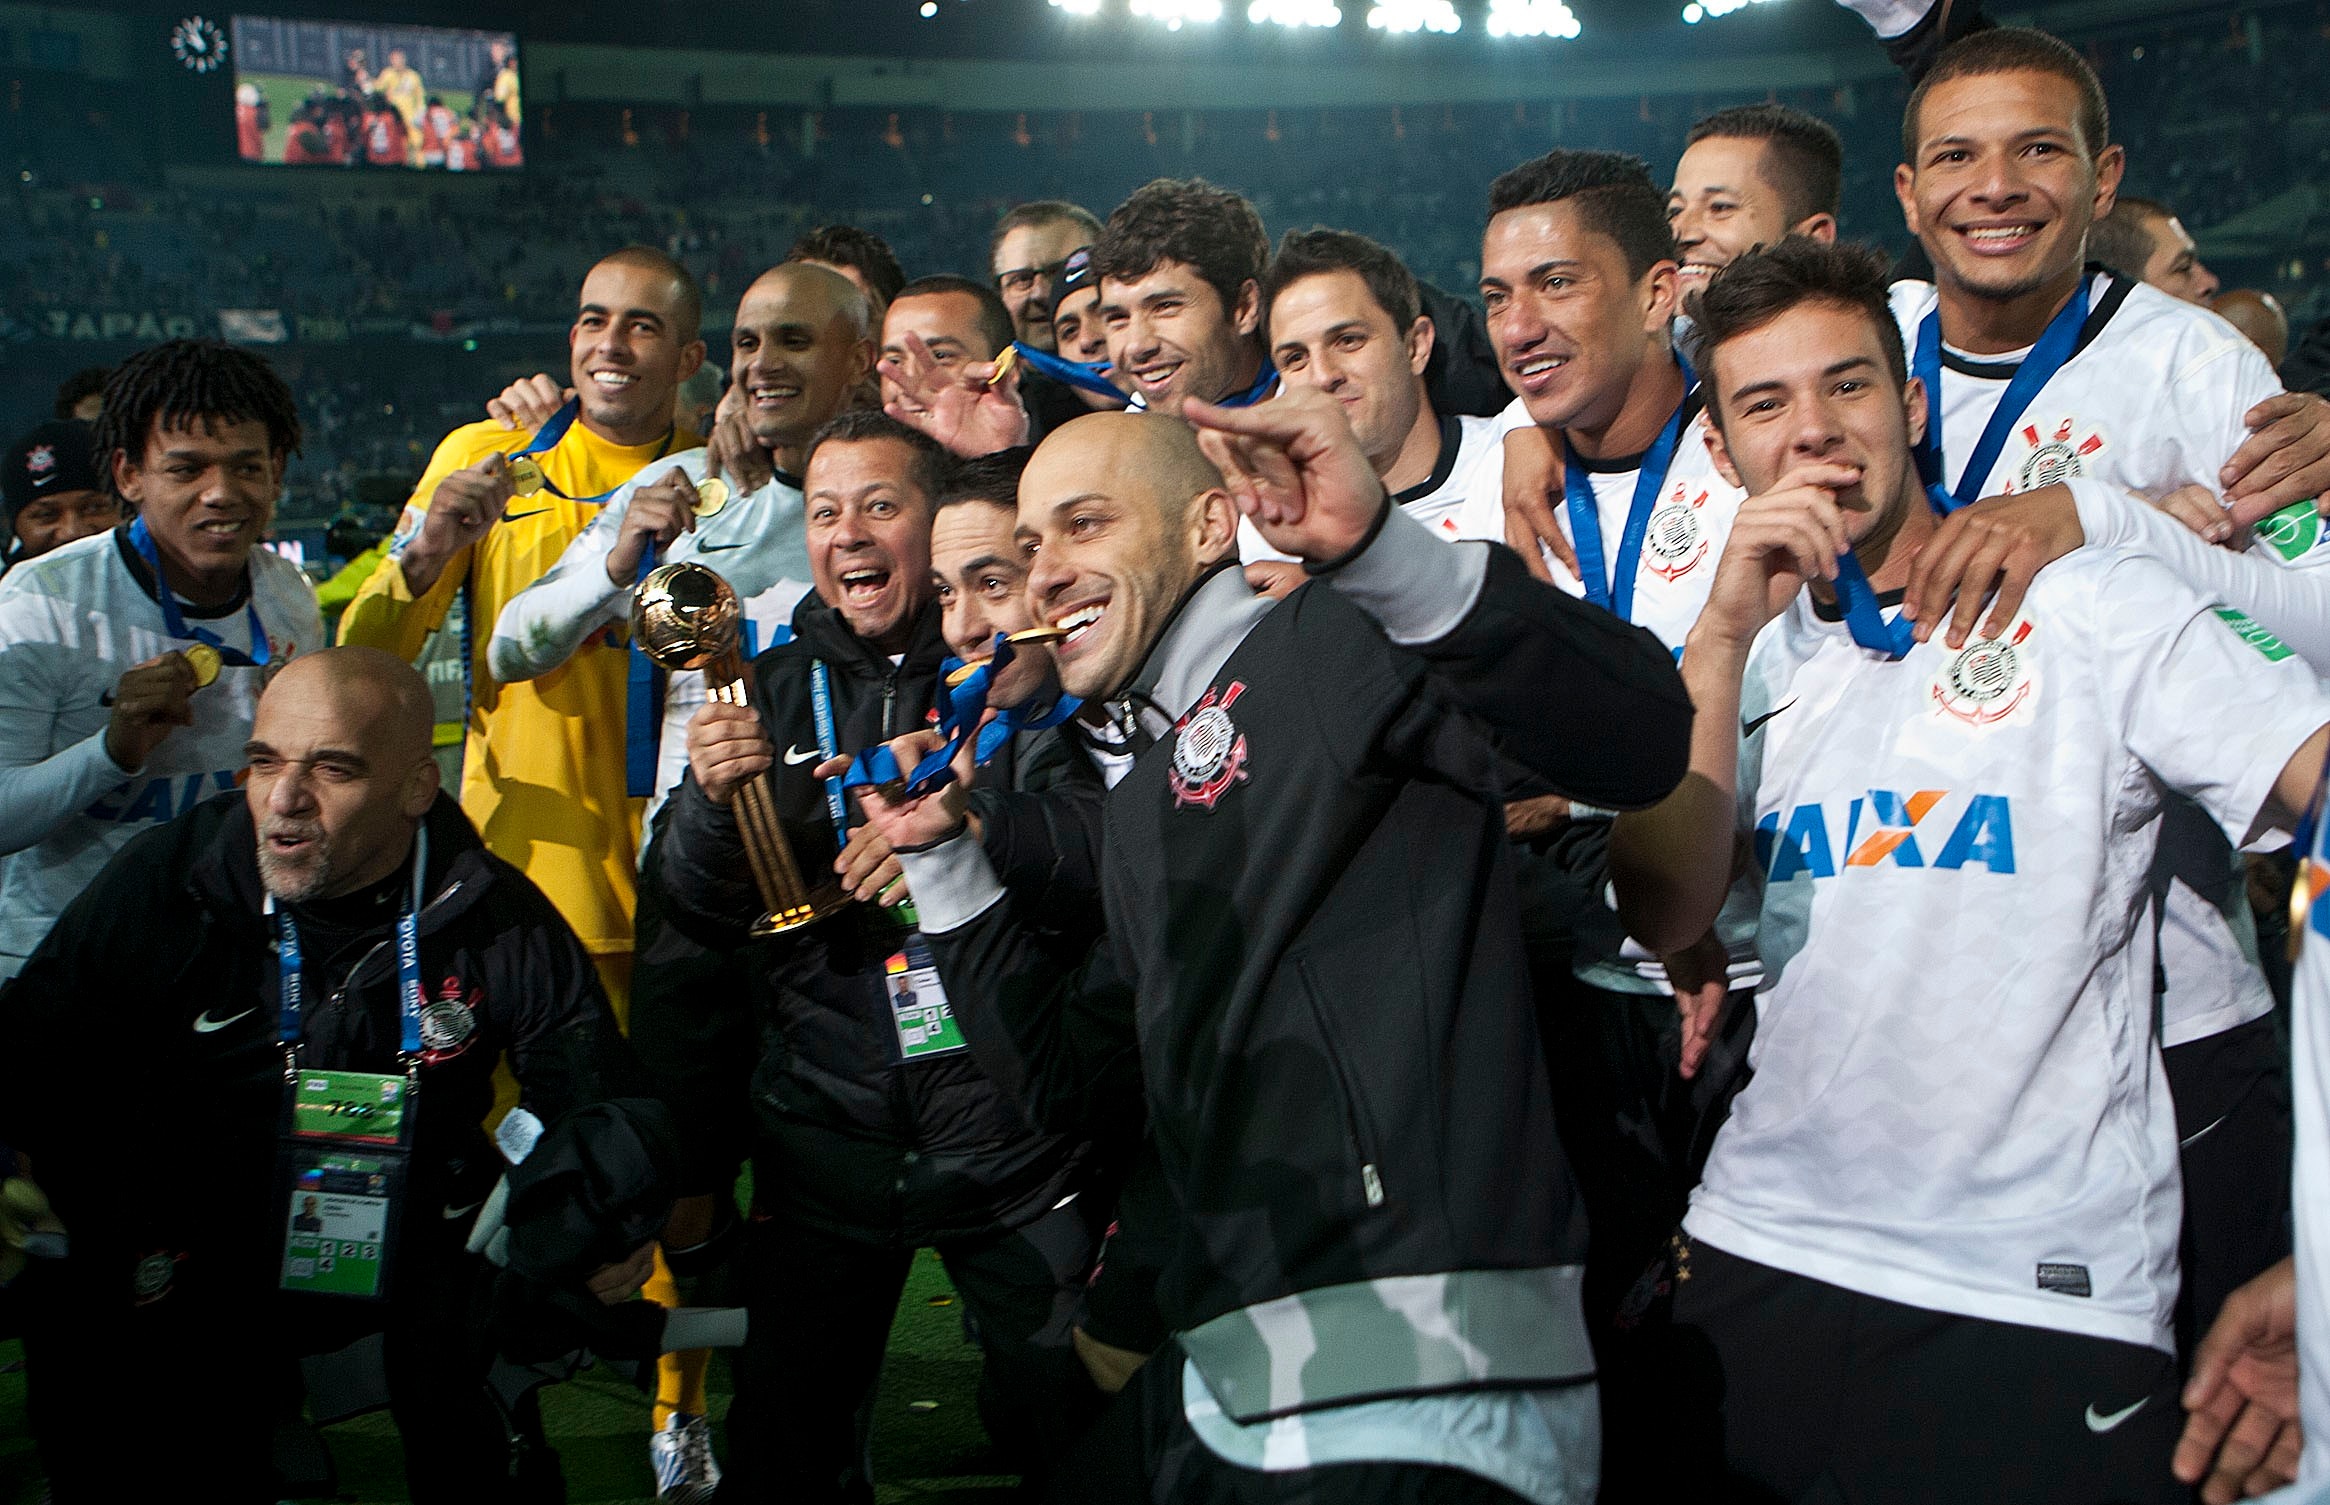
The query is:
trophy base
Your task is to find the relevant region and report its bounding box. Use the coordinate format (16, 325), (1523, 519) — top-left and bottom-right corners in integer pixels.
(749, 885), (853, 937)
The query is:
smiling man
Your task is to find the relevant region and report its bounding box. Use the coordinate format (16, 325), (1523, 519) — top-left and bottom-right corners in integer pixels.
(1608, 235), (2330, 1504)
(340, 246), (705, 1035)
(647, 412), (1104, 1501)
(1668, 104), (1843, 294)
(0, 341), (319, 982)
(1092, 178), (1278, 416)
(2, 418), (118, 573)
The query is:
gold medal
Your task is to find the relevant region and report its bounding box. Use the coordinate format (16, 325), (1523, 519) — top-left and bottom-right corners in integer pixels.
(945, 659), (990, 688)
(1005, 624), (1067, 645)
(2292, 857), (2320, 963)
(694, 476), (731, 517)
(183, 643), (221, 688)
(506, 455), (547, 497)
(987, 344), (1020, 388)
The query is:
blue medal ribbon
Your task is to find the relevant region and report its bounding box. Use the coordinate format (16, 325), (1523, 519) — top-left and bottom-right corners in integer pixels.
(1561, 357), (1694, 624)
(271, 826), (430, 1060)
(623, 545), (665, 798)
(1011, 343), (1130, 404)
(834, 636), (1082, 803)
(127, 516), (270, 666)
(1910, 280), (2091, 516)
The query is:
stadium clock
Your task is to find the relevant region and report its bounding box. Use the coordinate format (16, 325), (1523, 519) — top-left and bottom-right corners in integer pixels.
(171, 16), (228, 72)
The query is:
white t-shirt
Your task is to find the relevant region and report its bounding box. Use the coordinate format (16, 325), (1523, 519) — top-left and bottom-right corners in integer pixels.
(1688, 546), (2330, 1352)
(0, 529), (322, 975)
(1892, 273), (2311, 1048)
(2293, 806), (2330, 1491)
(487, 448), (815, 837)
(1239, 413), (1501, 563)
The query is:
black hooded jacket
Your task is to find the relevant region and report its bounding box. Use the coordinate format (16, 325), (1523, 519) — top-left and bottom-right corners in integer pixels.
(647, 592), (1095, 1247)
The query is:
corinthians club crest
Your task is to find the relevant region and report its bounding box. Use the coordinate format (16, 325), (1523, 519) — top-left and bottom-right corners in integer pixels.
(2009, 417), (2107, 492)
(1170, 682), (1251, 811)
(417, 977), (480, 1062)
(1931, 619), (2039, 727)
(1643, 485), (1711, 582)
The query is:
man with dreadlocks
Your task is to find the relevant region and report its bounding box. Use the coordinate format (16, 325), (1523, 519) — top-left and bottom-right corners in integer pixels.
(0, 339), (320, 981)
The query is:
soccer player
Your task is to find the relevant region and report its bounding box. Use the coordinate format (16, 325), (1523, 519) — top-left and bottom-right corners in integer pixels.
(1609, 236), (2330, 1504)
(1092, 177), (1278, 414)
(848, 392), (1690, 1501)
(234, 82), (265, 161)
(990, 200), (1104, 354)
(650, 413), (1104, 1501)
(787, 224), (907, 322)
(1889, 25), (2330, 1350)
(3, 419), (117, 571)
(1669, 103), (1843, 294)
(339, 245), (705, 1029)
(2214, 288), (2290, 369)
(2088, 195), (2221, 306)
(375, 46), (425, 151)
(0, 341), (319, 982)
(876, 274), (1032, 458)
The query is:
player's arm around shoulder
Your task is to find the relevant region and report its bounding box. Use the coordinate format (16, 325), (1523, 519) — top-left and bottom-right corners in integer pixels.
(486, 458), (675, 684)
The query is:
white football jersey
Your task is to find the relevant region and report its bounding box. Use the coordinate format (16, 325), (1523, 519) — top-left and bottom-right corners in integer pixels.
(2294, 805), (2330, 1491)
(1687, 548), (2330, 1352)
(0, 529), (322, 973)
(1239, 413), (1501, 563)
(1891, 273), (2308, 1047)
(489, 448), (814, 837)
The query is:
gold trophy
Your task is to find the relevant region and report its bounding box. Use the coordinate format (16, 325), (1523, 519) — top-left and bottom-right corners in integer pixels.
(632, 561), (849, 936)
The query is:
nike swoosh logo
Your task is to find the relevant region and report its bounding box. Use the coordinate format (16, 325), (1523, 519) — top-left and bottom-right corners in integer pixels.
(696, 537), (750, 551)
(500, 507), (550, 523)
(1741, 698), (1799, 738)
(2085, 1397), (2149, 1433)
(783, 745), (822, 766)
(2181, 1112), (2231, 1149)
(441, 1201), (483, 1221)
(192, 1007), (254, 1034)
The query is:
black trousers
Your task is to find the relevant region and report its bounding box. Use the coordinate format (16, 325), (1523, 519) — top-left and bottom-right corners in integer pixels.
(1663, 1240), (2186, 1505)
(1048, 1339), (1534, 1505)
(2163, 1014), (2293, 1359)
(720, 1190), (1103, 1503)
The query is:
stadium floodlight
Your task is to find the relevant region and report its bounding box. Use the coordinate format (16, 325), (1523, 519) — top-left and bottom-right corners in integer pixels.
(1131, 0), (1225, 26)
(1682, 0), (1779, 21)
(1250, 0), (1342, 26)
(1048, 0), (1103, 13)
(1365, 0), (1461, 33)
(1486, 0), (1582, 37)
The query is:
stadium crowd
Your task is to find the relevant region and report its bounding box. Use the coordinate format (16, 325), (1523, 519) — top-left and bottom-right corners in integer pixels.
(8, 0), (2330, 1503)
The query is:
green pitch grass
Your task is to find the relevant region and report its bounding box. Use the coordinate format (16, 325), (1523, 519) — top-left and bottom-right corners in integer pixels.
(241, 73), (479, 165)
(0, 1250), (1011, 1503)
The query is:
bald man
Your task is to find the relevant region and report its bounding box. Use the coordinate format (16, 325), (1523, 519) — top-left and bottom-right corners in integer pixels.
(0, 647), (667, 1502)
(2216, 288), (2291, 370)
(852, 393), (1692, 1501)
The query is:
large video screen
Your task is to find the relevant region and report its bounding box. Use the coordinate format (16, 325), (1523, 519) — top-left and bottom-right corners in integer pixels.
(230, 17), (522, 170)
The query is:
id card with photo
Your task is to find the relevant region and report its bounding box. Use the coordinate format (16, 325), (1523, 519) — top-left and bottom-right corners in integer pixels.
(883, 936), (968, 1060)
(278, 1144), (404, 1301)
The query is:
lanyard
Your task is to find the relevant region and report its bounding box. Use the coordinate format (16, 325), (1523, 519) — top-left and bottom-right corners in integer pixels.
(1011, 343), (1131, 404)
(1911, 281), (2090, 515)
(456, 404), (676, 722)
(809, 659), (849, 828)
(270, 826), (429, 1061)
(127, 517), (269, 666)
(624, 543), (665, 798)
(1561, 357), (1694, 623)
(842, 634), (1082, 800)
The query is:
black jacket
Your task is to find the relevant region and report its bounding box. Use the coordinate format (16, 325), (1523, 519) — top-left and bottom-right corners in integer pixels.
(647, 592), (1096, 1246)
(904, 516), (1694, 1422)
(0, 790), (659, 1308)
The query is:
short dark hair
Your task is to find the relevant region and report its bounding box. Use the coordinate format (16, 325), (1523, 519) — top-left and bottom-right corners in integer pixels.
(1689, 239), (1907, 428)
(936, 448), (1033, 513)
(803, 408), (948, 501)
(1486, 150), (1677, 281)
(1686, 104), (1845, 225)
(2087, 196), (2170, 282)
(1093, 178), (1271, 319)
(1261, 228), (1421, 339)
(788, 225), (907, 308)
(892, 274), (1017, 359)
(592, 244), (705, 344)
(52, 366), (110, 421)
(989, 201), (1103, 264)
(1904, 26), (2109, 163)
(94, 341), (303, 492)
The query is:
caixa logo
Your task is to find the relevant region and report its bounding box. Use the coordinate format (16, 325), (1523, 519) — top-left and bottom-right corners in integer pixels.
(1755, 791), (2016, 880)
(85, 769), (242, 825)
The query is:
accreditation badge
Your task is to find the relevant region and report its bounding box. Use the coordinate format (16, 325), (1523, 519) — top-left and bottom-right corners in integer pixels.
(277, 1068), (413, 1302)
(883, 926), (968, 1061)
